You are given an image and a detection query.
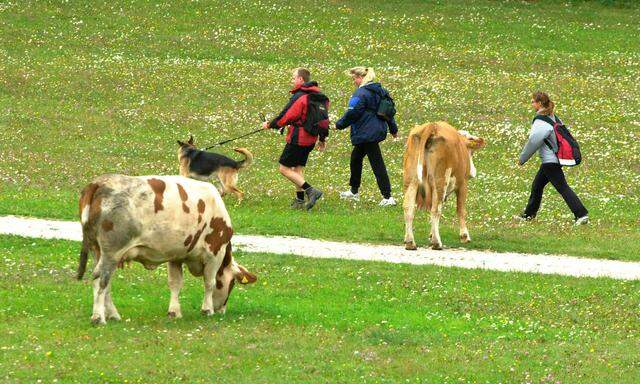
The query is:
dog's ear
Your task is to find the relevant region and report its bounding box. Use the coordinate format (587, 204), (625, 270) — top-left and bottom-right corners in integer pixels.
(188, 135), (194, 145)
(177, 140), (185, 147)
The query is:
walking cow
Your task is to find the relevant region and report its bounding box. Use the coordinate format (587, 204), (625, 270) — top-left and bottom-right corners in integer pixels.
(77, 174), (256, 325)
(402, 122), (486, 250)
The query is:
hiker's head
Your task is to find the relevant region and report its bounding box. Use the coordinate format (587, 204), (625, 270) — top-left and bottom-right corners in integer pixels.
(531, 91), (555, 115)
(292, 67), (311, 87)
(348, 67), (375, 87)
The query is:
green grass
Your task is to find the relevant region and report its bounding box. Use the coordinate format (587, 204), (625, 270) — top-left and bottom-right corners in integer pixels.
(1, 235), (639, 383)
(1, 0), (640, 261)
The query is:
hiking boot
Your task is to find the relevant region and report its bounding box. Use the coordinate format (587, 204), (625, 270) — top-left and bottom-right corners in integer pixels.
(290, 198), (305, 210)
(574, 215), (589, 226)
(305, 187), (323, 210)
(379, 197), (397, 207)
(513, 213), (535, 222)
(339, 190), (360, 201)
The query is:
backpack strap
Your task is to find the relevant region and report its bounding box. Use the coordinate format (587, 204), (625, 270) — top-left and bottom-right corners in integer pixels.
(532, 114), (558, 152)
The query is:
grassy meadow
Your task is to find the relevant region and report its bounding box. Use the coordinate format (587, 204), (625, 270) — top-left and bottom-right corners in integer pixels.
(1, 0), (640, 259)
(1, 234), (639, 383)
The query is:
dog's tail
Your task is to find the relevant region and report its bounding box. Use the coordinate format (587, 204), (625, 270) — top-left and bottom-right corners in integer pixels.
(234, 148), (253, 169)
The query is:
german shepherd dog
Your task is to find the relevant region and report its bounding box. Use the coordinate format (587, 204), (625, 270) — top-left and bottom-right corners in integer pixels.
(177, 136), (253, 201)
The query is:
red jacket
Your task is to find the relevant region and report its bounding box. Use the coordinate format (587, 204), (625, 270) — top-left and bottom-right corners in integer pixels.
(269, 81), (329, 147)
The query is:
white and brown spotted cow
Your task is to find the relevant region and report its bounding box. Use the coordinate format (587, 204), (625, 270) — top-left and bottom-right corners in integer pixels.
(77, 174), (256, 325)
(402, 122), (486, 250)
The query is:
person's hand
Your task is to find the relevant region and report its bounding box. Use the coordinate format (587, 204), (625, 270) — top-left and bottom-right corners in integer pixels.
(317, 141), (326, 152)
(262, 121), (269, 130)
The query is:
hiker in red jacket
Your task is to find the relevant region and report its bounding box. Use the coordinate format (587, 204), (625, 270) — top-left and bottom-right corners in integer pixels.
(262, 68), (330, 210)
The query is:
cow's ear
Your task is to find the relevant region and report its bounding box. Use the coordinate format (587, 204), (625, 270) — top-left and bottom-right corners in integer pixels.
(467, 137), (486, 150)
(234, 265), (257, 285)
(188, 135), (194, 145)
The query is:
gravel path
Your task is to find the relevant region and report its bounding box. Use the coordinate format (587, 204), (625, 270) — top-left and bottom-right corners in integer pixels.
(1, 215), (638, 280)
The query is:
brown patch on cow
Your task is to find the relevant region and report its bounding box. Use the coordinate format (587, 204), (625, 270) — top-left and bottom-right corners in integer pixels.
(186, 223), (208, 252)
(223, 279), (235, 306)
(177, 183), (190, 214)
(183, 235), (193, 247)
(205, 218), (234, 256)
(89, 195), (103, 224)
(216, 243), (233, 278)
(198, 199), (205, 214)
(216, 278), (223, 289)
(79, 183), (100, 218)
(147, 178), (166, 213)
(101, 220), (114, 232)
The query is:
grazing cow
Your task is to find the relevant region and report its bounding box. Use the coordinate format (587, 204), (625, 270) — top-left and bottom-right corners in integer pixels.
(402, 122), (486, 250)
(77, 174), (256, 325)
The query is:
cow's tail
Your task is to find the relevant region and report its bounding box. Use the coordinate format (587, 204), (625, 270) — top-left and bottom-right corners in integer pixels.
(404, 123), (437, 210)
(234, 148), (253, 169)
(77, 183), (100, 280)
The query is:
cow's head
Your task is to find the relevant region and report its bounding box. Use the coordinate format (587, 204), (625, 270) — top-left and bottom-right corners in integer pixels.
(212, 244), (257, 313)
(458, 130), (486, 178)
(176, 135), (196, 149)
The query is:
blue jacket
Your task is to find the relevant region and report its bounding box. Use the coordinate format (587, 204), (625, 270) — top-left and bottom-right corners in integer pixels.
(335, 82), (398, 145)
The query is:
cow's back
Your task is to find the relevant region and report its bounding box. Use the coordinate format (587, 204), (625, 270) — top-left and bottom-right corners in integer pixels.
(86, 174), (229, 261)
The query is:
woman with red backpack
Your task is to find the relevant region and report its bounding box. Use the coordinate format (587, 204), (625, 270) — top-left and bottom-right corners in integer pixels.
(516, 91), (589, 225)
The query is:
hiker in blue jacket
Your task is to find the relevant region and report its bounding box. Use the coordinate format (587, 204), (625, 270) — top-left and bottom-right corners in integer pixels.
(335, 67), (398, 206)
(515, 91), (589, 225)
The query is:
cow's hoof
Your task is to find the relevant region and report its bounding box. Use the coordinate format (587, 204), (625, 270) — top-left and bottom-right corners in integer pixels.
(107, 313), (121, 321)
(431, 243), (443, 251)
(460, 234), (471, 243)
(167, 311), (182, 319)
(201, 309), (213, 316)
(405, 242), (417, 251)
(91, 315), (106, 326)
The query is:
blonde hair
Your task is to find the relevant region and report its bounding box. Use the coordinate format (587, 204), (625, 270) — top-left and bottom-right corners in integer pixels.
(533, 91), (555, 116)
(348, 66), (376, 87)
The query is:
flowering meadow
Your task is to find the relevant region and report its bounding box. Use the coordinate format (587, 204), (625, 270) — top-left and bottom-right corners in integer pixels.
(1, 0), (639, 259)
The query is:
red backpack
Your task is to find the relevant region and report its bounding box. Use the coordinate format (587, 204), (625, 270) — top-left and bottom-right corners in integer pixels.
(534, 115), (582, 166)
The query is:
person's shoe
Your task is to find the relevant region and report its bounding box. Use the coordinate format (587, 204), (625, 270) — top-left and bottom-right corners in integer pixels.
(290, 198), (305, 210)
(305, 187), (323, 210)
(379, 197), (397, 207)
(339, 190), (360, 201)
(513, 213), (535, 222)
(574, 215), (589, 226)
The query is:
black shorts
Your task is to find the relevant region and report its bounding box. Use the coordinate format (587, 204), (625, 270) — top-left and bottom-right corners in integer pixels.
(279, 143), (315, 167)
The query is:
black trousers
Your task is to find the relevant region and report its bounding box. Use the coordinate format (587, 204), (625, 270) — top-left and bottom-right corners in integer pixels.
(524, 163), (588, 219)
(350, 142), (391, 198)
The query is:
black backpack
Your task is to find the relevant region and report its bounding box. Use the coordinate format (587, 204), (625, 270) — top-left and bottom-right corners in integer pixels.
(367, 88), (396, 122)
(303, 93), (330, 136)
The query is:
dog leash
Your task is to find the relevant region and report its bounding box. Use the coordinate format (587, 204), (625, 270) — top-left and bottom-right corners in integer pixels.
(203, 113), (268, 150)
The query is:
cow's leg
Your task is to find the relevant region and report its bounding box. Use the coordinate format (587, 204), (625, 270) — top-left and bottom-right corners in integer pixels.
(201, 262), (216, 316)
(430, 179), (446, 250)
(403, 182), (419, 250)
(91, 255), (117, 325)
(104, 284), (121, 321)
(167, 261), (184, 318)
(457, 184), (471, 243)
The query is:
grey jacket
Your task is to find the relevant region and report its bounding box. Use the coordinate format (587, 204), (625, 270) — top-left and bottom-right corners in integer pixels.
(519, 115), (559, 165)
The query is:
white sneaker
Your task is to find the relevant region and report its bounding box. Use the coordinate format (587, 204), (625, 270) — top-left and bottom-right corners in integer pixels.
(379, 197), (397, 206)
(574, 215), (589, 226)
(339, 190), (360, 201)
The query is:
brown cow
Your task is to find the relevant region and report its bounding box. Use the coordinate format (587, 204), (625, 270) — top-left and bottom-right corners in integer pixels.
(77, 174), (256, 325)
(402, 122), (486, 250)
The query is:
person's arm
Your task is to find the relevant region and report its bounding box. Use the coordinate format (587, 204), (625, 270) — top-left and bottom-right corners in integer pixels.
(268, 93), (300, 129)
(388, 116), (398, 137)
(318, 100), (330, 142)
(518, 120), (552, 165)
(274, 96), (305, 128)
(335, 91), (366, 130)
